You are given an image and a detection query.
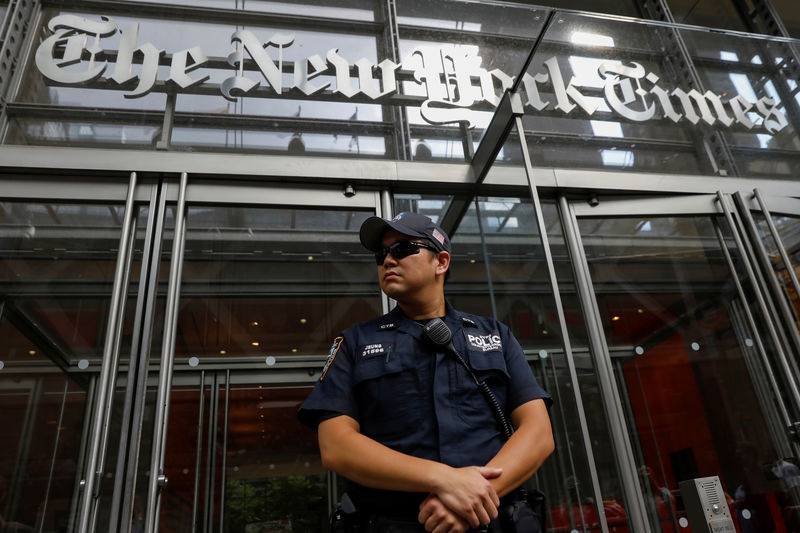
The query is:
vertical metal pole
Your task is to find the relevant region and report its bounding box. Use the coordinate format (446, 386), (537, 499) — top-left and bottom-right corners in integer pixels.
(192, 371), (207, 533)
(715, 192), (800, 414)
(559, 196), (650, 533)
(219, 371), (230, 533)
(68, 375), (97, 533)
(88, 210), (138, 532)
(473, 199), (499, 321)
(116, 182), (166, 533)
(514, 115), (610, 532)
(37, 380), (70, 533)
(76, 171), (137, 533)
(204, 373), (219, 533)
(380, 188), (394, 314)
(752, 189), (800, 321)
(145, 172), (189, 533)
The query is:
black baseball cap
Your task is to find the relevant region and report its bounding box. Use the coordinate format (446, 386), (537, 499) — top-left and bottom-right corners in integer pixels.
(360, 212), (452, 254)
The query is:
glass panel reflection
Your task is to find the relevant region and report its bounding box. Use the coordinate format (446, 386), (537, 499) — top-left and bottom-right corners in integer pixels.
(517, 11), (800, 177)
(666, 0), (747, 31)
(123, 0), (377, 21)
(160, 378), (325, 533)
(176, 205), (380, 360)
(0, 200), (124, 532)
(579, 213), (800, 533)
(771, 0), (800, 39)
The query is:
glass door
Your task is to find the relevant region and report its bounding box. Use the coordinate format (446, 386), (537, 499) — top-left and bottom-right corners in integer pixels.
(0, 177), (145, 533)
(564, 194), (800, 533)
(145, 181), (383, 533)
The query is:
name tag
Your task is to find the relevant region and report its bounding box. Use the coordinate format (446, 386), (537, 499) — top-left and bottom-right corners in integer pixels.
(359, 343), (393, 359)
(463, 331), (502, 352)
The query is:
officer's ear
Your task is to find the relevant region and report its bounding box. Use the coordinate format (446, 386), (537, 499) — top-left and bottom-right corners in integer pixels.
(435, 251), (450, 278)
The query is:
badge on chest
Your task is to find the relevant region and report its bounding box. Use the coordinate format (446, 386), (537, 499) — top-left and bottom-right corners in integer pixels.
(463, 330), (502, 352)
(359, 342), (393, 359)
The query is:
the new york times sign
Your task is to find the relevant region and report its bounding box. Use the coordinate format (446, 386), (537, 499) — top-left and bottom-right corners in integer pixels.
(36, 15), (788, 133)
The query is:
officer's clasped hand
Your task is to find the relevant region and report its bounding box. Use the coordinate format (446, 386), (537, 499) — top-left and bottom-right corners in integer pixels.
(428, 464), (502, 529)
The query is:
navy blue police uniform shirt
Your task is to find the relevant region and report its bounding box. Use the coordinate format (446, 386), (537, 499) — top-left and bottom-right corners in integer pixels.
(297, 301), (552, 514)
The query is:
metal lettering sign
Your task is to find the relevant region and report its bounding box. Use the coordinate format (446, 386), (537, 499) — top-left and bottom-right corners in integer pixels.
(35, 15), (788, 134)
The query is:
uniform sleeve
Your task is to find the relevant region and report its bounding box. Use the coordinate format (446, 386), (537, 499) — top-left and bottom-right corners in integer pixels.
(297, 333), (360, 430)
(499, 322), (553, 412)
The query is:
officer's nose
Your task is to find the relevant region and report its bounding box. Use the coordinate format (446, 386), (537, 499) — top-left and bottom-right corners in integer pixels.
(381, 250), (399, 267)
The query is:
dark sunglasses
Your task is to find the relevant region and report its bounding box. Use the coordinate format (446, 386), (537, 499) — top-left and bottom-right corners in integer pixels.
(375, 240), (437, 265)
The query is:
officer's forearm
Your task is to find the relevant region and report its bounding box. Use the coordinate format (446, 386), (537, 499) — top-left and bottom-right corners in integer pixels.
(318, 414), (448, 493)
(485, 399), (554, 497)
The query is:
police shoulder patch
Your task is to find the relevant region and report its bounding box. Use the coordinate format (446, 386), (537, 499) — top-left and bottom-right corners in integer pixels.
(463, 330), (502, 352)
(320, 336), (344, 381)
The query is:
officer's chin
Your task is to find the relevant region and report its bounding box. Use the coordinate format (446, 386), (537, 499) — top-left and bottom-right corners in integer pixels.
(379, 281), (404, 300)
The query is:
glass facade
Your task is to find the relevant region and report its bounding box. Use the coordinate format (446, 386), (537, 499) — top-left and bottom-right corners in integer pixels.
(1, 1), (800, 533)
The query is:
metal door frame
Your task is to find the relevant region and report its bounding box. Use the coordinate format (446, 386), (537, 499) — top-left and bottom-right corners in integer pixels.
(562, 192), (800, 532)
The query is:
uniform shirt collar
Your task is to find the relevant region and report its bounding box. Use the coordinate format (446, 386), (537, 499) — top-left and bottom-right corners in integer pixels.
(378, 300), (462, 336)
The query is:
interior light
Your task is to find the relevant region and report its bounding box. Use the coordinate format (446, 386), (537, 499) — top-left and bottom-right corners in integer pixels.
(570, 31), (615, 48)
(260, 414), (264, 418)
(612, 315), (621, 321)
(307, 256), (314, 261)
(542, 330), (548, 335)
(251, 321), (259, 326)
(258, 385), (262, 389)
(470, 259), (476, 264)
(300, 318), (307, 324)
(28, 350), (37, 355)
(219, 350), (226, 355)
(637, 309), (644, 314)
(291, 348), (298, 353)
(251, 341), (260, 347)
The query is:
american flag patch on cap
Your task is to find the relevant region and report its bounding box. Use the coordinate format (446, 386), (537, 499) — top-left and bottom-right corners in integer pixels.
(432, 228), (445, 245)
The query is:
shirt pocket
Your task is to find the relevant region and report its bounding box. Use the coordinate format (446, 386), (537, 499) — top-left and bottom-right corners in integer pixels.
(352, 357), (423, 441)
(457, 351), (510, 424)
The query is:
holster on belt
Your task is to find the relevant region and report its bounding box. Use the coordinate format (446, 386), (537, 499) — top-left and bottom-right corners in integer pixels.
(330, 492), (360, 533)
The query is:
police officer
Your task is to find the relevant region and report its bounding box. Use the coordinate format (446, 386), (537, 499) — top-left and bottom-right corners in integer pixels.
(298, 212), (553, 533)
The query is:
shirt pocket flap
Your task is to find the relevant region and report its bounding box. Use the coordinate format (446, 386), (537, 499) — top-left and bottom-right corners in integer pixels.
(352, 358), (403, 385)
(468, 352), (510, 378)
